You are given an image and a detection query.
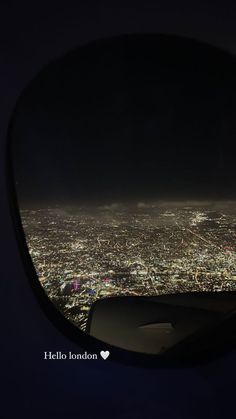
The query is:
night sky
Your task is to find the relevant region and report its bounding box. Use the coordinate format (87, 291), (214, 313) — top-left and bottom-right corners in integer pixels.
(11, 34), (236, 207)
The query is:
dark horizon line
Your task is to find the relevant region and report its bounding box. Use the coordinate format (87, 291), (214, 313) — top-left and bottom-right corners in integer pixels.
(18, 199), (236, 211)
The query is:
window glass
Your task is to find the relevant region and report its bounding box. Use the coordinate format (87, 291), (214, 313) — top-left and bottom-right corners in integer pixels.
(11, 35), (236, 353)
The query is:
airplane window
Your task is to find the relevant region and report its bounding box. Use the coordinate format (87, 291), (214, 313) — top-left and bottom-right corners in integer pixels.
(9, 34), (236, 362)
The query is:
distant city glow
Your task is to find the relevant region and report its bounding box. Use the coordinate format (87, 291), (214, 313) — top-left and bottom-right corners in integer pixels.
(21, 201), (236, 331)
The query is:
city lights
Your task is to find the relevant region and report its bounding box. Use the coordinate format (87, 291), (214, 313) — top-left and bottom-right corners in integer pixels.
(21, 202), (236, 332)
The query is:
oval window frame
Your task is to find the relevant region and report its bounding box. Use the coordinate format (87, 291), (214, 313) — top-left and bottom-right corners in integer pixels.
(6, 33), (236, 368)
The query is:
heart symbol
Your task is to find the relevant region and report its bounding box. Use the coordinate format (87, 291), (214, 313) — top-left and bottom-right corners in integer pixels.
(100, 350), (110, 360)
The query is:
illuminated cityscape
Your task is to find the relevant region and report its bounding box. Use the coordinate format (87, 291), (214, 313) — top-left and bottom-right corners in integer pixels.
(20, 202), (236, 331)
